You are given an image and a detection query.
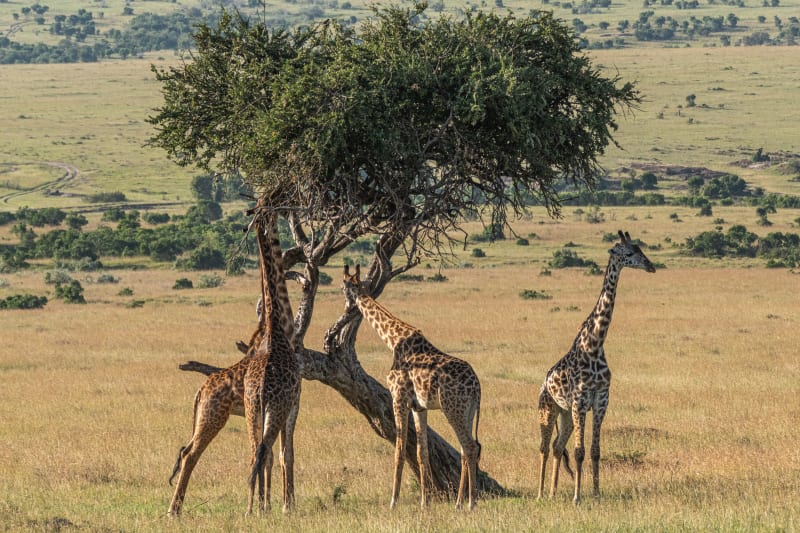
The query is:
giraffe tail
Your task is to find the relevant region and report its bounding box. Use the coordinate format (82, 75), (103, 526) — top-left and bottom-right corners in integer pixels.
(561, 449), (574, 480)
(554, 419), (575, 480)
(169, 388), (201, 486)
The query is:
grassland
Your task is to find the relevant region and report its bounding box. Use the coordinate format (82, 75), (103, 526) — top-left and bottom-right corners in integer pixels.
(1, 2), (800, 530)
(2, 207), (800, 531)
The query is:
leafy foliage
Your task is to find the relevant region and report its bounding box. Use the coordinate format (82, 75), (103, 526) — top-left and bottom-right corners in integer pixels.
(149, 5), (639, 261)
(684, 225), (800, 266)
(549, 248), (600, 269)
(54, 279), (86, 304)
(0, 294), (48, 310)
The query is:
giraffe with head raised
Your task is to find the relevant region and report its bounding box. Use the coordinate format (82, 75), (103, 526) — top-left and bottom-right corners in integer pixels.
(166, 207), (299, 516)
(246, 206), (301, 515)
(341, 264), (482, 510)
(536, 230), (655, 504)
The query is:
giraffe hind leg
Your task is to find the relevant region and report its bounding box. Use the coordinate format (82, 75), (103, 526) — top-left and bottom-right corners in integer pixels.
(167, 399), (229, 516)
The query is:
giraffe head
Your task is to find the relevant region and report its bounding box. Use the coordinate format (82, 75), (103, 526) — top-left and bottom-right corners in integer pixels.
(609, 230), (656, 273)
(342, 264), (365, 312)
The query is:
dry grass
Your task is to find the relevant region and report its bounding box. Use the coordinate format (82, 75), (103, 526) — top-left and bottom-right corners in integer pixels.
(2, 206), (800, 531)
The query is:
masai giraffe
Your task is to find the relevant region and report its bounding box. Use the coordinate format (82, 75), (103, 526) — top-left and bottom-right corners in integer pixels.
(536, 230), (655, 504)
(166, 208), (299, 516)
(341, 264), (482, 510)
(247, 207), (301, 515)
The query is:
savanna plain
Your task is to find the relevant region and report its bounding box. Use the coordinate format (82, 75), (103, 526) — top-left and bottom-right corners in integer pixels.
(2, 8), (800, 532)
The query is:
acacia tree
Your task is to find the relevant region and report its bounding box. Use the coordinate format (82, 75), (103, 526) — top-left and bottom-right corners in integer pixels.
(149, 4), (638, 498)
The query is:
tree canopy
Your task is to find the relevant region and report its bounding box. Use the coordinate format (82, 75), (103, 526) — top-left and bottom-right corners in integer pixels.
(150, 3), (638, 263)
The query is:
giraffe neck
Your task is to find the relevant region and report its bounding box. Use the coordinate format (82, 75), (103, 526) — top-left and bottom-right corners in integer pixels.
(356, 294), (418, 352)
(577, 256), (622, 354)
(256, 213), (295, 353)
(264, 213), (296, 349)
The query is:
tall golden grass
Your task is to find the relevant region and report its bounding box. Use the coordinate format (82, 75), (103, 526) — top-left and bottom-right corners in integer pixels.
(2, 207), (799, 530)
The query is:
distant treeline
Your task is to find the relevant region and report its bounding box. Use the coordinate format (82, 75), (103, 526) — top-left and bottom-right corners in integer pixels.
(0, 11), (209, 64)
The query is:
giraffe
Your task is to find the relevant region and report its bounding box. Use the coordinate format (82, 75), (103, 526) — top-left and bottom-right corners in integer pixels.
(246, 207), (301, 515)
(341, 264), (482, 510)
(166, 208), (299, 516)
(536, 230), (655, 504)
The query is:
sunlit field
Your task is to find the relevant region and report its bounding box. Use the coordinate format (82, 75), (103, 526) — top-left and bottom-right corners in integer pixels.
(1, 207), (799, 531)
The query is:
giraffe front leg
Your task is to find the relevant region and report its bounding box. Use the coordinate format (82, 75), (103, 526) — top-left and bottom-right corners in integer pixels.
(412, 409), (431, 509)
(391, 401), (410, 509)
(591, 394), (609, 500)
(571, 402), (588, 505)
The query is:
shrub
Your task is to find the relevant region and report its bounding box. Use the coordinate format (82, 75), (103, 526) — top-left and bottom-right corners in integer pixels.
(471, 223), (505, 242)
(143, 212), (170, 225)
(519, 289), (552, 300)
(427, 273), (448, 282)
(0, 294), (48, 309)
(55, 280), (86, 304)
(515, 238), (530, 246)
(96, 274), (119, 284)
(318, 271), (333, 285)
(549, 249), (599, 269)
(86, 192), (127, 204)
(44, 270), (74, 285)
(471, 248), (486, 258)
(176, 245), (226, 270)
(118, 287), (134, 296)
(173, 278), (193, 290)
(197, 274), (225, 288)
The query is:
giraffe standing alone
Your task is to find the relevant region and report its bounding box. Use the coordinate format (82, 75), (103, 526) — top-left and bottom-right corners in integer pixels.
(166, 207), (299, 516)
(341, 264), (482, 510)
(536, 230), (655, 504)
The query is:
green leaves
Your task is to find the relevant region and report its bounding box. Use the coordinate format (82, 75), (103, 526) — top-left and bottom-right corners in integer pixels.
(150, 5), (639, 258)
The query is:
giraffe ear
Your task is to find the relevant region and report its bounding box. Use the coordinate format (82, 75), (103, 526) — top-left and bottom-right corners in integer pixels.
(355, 264), (361, 279)
(618, 230), (626, 242)
(625, 231), (632, 242)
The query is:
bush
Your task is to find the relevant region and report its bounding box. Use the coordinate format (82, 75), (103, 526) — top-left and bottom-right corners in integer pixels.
(519, 289), (552, 300)
(176, 245), (226, 270)
(173, 278), (193, 290)
(549, 249), (599, 269)
(96, 273), (119, 284)
(197, 273), (225, 288)
(471, 248), (486, 258)
(143, 212), (171, 225)
(55, 280), (86, 304)
(471, 223), (505, 242)
(318, 271), (333, 285)
(427, 273), (448, 282)
(515, 238), (530, 246)
(118, 287), (134, 296)
(44, 270), (74, 285)
(0, 294), (48, 309)
(86, 192), (127, 203)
